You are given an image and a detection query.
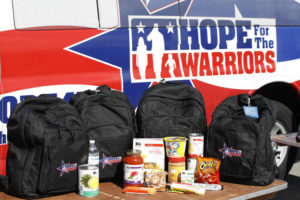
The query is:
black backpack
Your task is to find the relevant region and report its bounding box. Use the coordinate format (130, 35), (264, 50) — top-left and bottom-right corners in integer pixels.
(206, 94), (276, 185)
(296, 125), (300, 141)
(2, 95), (88, 199)
(69, 85), (136, 181)
(136, 80), (207, 138)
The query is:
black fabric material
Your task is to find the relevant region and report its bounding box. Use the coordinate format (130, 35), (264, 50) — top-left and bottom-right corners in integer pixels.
(136, 81), (207, 138)
(206, 93), (276, 185)
(4, 95), (88, 199)
(70, 85), (136, 181)
(0, 175), (8, 191)
(297, 125), (300, 141)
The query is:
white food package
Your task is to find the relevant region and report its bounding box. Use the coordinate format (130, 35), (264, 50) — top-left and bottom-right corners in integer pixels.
(133, 138), (165, 172)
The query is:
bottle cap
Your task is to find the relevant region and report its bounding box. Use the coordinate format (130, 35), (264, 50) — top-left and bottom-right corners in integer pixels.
(188, 133), (203, 137)
(90, 140), (95, 144)
(126, 149), (141, 156)
(168, 156), (186, 163)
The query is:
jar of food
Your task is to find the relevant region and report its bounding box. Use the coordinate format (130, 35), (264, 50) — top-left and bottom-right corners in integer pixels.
(124, 149), (144, 187)
(168, 156), (186, 183)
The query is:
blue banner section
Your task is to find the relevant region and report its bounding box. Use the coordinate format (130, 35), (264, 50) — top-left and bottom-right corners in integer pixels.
(141, 0), (178, 12)
(131, 18), (179, 51)
(180, 0), (300, 26)
(71, 29), (129, 68)
(234, 0), (300, 26)
(182, 0), (235, 17)
(277, 26), (300, 62)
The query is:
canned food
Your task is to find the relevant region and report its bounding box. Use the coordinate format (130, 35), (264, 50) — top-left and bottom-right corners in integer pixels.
(188, 133), (204, 157)
(78, 164), (99, 197)
(187, 156), (198, 172)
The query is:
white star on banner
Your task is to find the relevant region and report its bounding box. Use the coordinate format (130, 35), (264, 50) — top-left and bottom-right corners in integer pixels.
(136, 21), (146, 33)
(166, 21), (174, 33)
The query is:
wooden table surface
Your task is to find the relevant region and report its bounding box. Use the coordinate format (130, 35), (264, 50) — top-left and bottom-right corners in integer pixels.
(0, 179), (287, 200)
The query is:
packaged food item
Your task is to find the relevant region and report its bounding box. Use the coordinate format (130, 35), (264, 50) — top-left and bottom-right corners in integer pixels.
(187, 156), (198, 173)
(181, 170), (194, 184)
(169, 182), (223, 191)
(168, 156), (186, 183)
(196, 157), (220, 184)
(144, 170), (167, 191)
(78, 164), (99, 197)
(192, 183), (223, 191)
(124, 149), (144, 187)
(133, 138), (165, 172)
(123, 186), (157, 195)
(164, 136), (187, 157)
(188, 133), (204, 157)
(170, 183), (205, 195)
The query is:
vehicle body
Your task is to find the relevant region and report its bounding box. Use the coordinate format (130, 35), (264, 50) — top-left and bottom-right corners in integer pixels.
(0, 0), (299, 178)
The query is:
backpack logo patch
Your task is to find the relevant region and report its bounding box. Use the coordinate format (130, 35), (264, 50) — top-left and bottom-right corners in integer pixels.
(99, 153), (122, 169)
(56, 160), (77, 177)
(219, 143), (242, 159)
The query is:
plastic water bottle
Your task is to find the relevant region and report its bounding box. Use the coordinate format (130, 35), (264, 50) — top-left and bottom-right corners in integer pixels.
(88, 140), (99, 165)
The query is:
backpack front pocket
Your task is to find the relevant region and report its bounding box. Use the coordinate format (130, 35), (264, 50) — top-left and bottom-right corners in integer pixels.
(207, 118), (258, 179)
(140, 115), (201, 138)
(96, 135), (130, 181)
(87, 123), (133, 181)
(38, 140), (87, 195)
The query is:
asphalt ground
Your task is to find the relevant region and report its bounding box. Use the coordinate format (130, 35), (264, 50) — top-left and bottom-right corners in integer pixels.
(271, 149), (300, 199)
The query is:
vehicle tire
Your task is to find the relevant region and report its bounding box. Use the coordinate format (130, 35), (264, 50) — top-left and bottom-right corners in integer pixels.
(270, 100), (298, 179)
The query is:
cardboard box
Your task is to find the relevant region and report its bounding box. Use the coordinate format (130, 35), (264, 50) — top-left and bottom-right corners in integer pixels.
(133, 138), (165, 172)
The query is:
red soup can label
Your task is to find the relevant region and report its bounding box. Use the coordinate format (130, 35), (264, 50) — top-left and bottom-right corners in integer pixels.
(188, 133), (204, 157)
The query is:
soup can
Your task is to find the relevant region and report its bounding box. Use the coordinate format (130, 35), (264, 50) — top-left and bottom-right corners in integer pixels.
(188, 133), (204, 157)
(187, 156), (198, 173)
(78, 164), (99, 197)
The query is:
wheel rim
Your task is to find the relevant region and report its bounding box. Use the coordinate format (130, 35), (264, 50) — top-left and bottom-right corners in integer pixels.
(270, 121), (288, 167)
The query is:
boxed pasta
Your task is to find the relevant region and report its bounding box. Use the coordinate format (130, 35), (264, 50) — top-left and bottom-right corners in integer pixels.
(133, 138), (165, 172)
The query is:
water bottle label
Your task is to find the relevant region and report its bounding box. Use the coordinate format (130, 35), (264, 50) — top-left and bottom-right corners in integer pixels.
(88, 155), (99, 165)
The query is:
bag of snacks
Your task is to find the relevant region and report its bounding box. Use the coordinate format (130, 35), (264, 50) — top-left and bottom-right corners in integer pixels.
(144, 171), (167, 191)
(196, 157), (220, 184)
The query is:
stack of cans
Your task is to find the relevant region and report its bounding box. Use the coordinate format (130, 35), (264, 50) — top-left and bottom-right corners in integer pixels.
(187, 133), (204, 173)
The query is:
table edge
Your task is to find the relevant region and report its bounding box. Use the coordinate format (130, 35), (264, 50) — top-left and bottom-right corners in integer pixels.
(229, 181), (288, 200)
